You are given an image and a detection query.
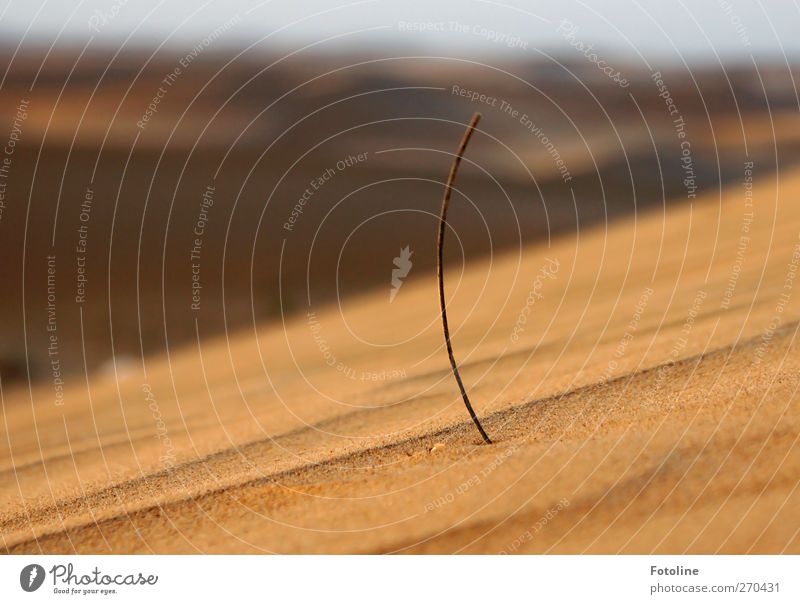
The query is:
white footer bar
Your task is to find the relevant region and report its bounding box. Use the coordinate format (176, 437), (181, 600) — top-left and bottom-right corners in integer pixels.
(1, 555), (796, 602)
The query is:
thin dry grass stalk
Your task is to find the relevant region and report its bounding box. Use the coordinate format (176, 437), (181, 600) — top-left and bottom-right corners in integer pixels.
(437, 112), (492, 445)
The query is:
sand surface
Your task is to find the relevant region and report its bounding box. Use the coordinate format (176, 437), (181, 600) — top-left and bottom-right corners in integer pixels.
(2, 166), (800, 554)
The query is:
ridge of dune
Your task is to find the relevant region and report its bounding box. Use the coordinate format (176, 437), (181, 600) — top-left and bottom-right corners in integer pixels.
(4, 322), (798, 553)
(2, 163), (800, 553)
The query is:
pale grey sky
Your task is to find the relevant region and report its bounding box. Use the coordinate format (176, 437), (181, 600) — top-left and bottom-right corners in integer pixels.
(1, 0), (798, 61)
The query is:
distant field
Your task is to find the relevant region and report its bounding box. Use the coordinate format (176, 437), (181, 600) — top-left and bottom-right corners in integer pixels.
(2, 49), (799, 380)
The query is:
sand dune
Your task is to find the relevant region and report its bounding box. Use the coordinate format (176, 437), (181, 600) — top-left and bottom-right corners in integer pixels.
(2, 163), (800, 553)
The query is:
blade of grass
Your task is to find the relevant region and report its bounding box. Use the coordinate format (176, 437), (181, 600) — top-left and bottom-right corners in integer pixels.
(437, 112), (492, 445)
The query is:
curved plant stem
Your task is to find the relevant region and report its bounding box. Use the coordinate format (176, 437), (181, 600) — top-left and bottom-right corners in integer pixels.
(437, 112), (492, 445)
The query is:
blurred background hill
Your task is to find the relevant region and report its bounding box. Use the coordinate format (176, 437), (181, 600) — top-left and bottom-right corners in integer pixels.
(2, 2), (800, 384)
